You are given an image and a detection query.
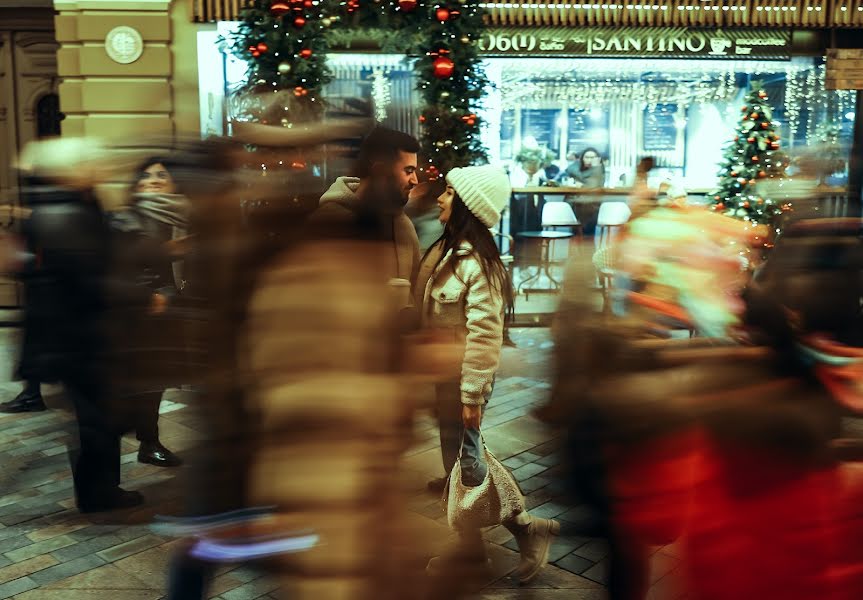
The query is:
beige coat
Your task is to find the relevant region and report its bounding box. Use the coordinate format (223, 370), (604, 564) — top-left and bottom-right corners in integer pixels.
(419, 241), (504, 405)
(243, 238), (426, 600)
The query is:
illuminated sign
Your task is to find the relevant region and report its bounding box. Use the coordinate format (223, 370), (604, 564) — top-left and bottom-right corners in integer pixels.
(478, 28), (791, 60)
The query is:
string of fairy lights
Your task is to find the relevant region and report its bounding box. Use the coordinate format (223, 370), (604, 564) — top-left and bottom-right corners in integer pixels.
(500, 58), (855, 152)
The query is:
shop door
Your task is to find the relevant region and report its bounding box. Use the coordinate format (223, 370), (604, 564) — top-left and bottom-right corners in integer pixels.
(0, 29), (59, 306)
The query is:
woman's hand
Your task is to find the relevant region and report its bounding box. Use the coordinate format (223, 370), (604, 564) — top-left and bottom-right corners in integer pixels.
(462, 404), (482, 430)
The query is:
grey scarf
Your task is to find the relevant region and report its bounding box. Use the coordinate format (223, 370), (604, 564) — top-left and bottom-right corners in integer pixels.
(134, 193), (191, 291)
(134, 193), (190, 229)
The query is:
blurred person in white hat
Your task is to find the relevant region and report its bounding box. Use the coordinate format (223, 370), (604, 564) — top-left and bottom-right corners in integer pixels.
(416, 164), (560, 585)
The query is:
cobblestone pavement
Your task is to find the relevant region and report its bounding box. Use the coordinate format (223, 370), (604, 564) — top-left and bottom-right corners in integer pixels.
(0, 328), (685, 599)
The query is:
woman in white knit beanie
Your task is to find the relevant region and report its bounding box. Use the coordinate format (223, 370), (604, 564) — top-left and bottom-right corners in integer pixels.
(417, 164), (559, 584)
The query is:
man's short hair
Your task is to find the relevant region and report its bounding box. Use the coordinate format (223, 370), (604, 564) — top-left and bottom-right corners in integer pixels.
(355, 126), (420, 178)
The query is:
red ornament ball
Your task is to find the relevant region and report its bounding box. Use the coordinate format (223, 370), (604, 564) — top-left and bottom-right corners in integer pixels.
(303, 0), (313, 7)
(436, 8), (451, 21)
(752, 156), (759, 162)
(299, 48), (312, 58)
(758, 170), (767, 178)
(743, 201), (751, 208)
(770, 142), (780, 150)
(418, 115), (426, 123)
(750, 112), (759, 119)
(432, 56), (455, 79)
(270, 1), (290, 17)
(398, 0), (418, 12)
(252, 50), (260, 57)
(294, 16), (306, 27)
(747, 137), (756, 143)
(293, 86), (306, 97)
(761, 122), (769, 129)
(715, 203), (725, 211)
(741, 106), (748, 112)
(256, 43), (268, 53)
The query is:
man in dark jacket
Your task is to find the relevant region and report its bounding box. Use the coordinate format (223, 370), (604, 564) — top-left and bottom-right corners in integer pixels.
(17, 167), (151, 512)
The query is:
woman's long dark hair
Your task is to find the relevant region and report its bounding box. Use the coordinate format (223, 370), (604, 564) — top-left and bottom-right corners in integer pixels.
(423, 192), (515, 323)
(579, 147), (601, 172)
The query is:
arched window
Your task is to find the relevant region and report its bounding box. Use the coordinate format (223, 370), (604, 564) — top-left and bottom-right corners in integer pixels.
(36, 93), (62, 138)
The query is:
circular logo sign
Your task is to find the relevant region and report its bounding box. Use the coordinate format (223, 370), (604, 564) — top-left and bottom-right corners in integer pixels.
(105, 26), (143, 65)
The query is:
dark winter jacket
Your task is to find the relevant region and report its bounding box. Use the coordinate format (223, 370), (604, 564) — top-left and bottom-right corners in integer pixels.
(16, 180), (150, 384)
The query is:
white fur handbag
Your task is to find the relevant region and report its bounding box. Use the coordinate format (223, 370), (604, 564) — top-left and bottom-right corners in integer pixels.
(443, 432), (526, 530)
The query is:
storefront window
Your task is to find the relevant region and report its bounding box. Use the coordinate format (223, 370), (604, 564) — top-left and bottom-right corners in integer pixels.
(197, 28), (856, 191)
(487, 56), (857, 191)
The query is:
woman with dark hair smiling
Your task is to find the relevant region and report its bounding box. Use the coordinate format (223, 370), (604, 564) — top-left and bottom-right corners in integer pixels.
(108, 156), (190, 468)
(418, 165), (559, 585)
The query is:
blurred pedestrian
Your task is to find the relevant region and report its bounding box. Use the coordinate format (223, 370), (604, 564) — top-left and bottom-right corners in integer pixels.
(234, 130), (437, 600)
(15, 138), (147, 512)
(419, 165), (559, 585)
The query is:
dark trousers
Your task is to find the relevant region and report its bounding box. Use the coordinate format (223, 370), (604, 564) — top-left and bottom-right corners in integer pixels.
(136, 390), (163, 443)
(65, 376), (122, 503)
(567, 409), (649, 600)
(167, 546), (212, 600)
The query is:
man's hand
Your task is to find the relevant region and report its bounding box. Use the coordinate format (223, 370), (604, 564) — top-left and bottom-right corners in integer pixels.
(462, 404), (482, 430)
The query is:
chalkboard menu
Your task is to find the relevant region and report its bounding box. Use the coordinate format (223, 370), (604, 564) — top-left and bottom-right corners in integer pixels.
(521, 109), (561, 153)
(567, 108), (609, 157)
(643, 104), (679, 152)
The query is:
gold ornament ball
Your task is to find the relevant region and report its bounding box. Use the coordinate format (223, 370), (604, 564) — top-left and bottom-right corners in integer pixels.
(278, 62), (291, 74)
(322, 17), (332, 27)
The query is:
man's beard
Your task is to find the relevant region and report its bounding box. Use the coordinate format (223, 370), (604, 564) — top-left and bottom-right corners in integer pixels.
(362, 178), (409, 215)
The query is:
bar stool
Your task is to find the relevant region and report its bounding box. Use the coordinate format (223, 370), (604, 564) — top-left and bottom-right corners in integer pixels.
(542, 201), (584, 239)
(594, 201), (631, 250)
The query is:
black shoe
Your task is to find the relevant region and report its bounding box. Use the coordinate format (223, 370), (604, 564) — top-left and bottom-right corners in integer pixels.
(138, 441), (182, 467)
(0, 390), (47, 413)
(78, 488), (144, 513)
(427, 477), (447, 494)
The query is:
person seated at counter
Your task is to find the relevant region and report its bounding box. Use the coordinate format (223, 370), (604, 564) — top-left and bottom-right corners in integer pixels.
(510, 146), (553, 187)
(564, 147), (606, 189)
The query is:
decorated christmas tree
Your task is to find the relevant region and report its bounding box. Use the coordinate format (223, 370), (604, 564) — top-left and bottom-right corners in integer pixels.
(225, 1), (491, 183)
(711, 85), (782, 224)
(415, 2), (489, 179)
(228, 0), (335, 126)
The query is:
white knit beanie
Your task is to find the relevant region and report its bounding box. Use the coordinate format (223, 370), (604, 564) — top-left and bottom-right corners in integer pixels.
(445, 165), (511, 228)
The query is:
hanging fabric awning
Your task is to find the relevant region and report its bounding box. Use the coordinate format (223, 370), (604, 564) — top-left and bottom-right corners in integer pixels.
(191, 0), (863, 27)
